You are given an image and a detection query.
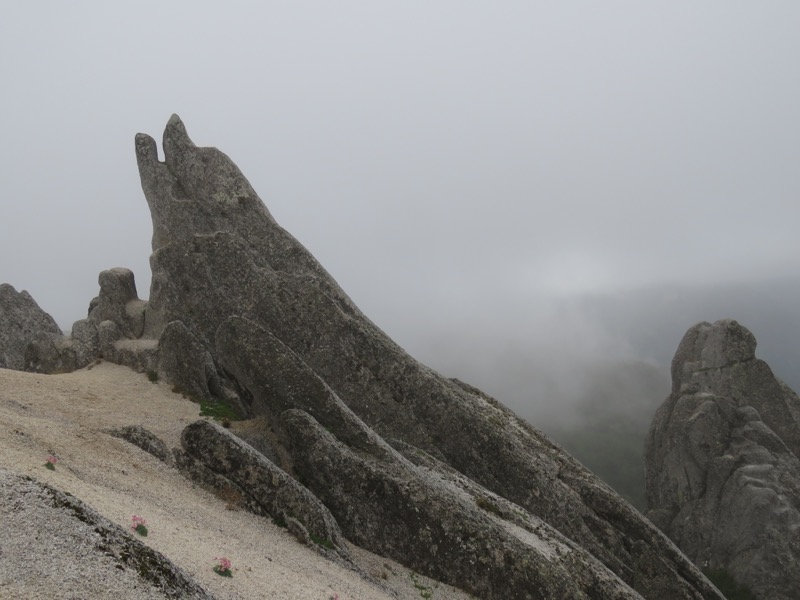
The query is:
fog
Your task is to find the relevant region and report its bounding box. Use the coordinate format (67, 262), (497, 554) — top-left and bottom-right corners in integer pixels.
(2, 3), (799, 430)
(406, 278), (800, 430)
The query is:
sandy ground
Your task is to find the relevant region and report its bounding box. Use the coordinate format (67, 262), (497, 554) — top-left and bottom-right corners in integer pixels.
(0, 362), (473, 600)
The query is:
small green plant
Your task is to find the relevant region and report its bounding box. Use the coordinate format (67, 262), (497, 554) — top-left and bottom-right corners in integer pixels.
(310, 533), (335, 550)
(409, 572), (433, 599)
(131, 515), (148, 536)
(199, 399), (238, 421)
(213, 556), (233, 577)
(174, 385), (240, 423)
(702, 567), (756, 600)
(44, 455), (58, 471)
(146, 369), (159, 383)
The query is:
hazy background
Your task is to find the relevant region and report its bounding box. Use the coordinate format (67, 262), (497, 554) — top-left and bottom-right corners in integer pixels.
(2, 3), (799, 504)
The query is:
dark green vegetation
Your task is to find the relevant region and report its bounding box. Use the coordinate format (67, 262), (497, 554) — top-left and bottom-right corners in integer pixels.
(702, 568), (756, 600)
(548, 420), (648, 510)
(198, 399), (238, 421)
(542, 360), (669, 511)
(170, 383), (240, 423)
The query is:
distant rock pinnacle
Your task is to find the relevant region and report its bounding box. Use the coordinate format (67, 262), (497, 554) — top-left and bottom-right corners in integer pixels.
(646, 319), (800, 599)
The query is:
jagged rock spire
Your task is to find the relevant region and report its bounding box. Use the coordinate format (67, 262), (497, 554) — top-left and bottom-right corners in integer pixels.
(129, 115), (723, 599)
(135, 114), (273, 253)
(646, 319), (800, 599)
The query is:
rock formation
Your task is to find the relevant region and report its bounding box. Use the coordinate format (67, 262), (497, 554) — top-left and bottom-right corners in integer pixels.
(1, 268), (155, 374)
(0, 283), (66, 372)
(646, 319), (800, 599)
(108, 424), (173, 465)
(129, 115), (722, 599)
(0, 115), (728, 599)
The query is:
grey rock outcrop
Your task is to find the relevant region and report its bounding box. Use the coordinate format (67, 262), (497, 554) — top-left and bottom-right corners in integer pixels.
(88, 267), (147, 338)
(130, 115), (723, 599)
(177, 419), (347, 559)
(70, 317), (101, 367)
(78, 267), (159, 371)
(1, 267), (155, 374)
(216, 315), (642, 598)
(156, 320), (218, 402)
(646, 319), (800, 599)
(1, 467), (213, 599)
(0, 283), (66, 371)
(108, 425), (173, 465)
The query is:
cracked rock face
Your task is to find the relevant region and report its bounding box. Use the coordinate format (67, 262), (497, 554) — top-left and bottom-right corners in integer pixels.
(646, 319), (800, 600)
(128, 114), (725, 599)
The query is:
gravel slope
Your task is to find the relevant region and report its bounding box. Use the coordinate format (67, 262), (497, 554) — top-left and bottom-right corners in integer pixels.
(0, 362), (472, 600)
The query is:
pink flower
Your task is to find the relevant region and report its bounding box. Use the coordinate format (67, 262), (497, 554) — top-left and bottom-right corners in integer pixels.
(47, 455), (58, 464)
(131, 515), (149, 536)
(213, 556), (233, 577)
(131, 515), (148, 529)
(215, 556), (232, 571)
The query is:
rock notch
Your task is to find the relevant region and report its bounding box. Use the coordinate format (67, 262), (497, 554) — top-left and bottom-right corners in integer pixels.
(646, 319), (800, 599)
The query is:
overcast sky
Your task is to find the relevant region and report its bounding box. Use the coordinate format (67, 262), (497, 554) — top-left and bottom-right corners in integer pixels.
(2, 3), (799, 384)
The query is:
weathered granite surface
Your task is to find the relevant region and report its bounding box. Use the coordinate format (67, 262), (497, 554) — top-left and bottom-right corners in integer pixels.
(0, 115), (730, 599)
(178, 418), (348, 560)
(128, 115), (722, 599)
(646, 319), (800, 599)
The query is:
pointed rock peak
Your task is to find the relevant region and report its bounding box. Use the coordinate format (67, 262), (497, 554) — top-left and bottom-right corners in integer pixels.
(166, 112), (185, 131)
(135, 115), (269, 254)
(134, 131), (159, 169)
(671, 319), (756, 388)
(163, 113), (196, 170)
(647, 318), (800, 598)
